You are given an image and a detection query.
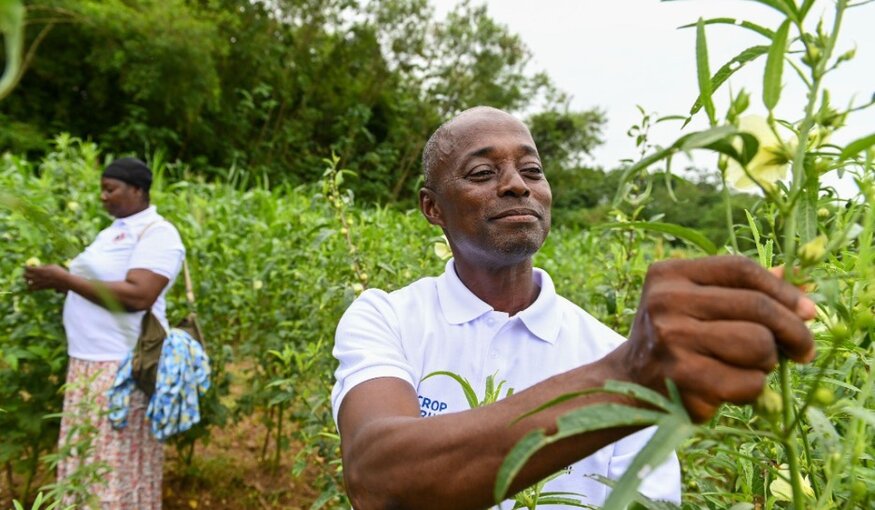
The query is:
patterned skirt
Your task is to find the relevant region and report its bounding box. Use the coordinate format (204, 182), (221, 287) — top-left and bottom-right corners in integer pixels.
(58, 357), (163, 509)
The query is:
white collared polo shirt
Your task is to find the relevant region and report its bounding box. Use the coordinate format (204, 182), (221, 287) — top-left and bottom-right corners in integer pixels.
(63, 205), (185, 361)
(332, 259), (681, 507)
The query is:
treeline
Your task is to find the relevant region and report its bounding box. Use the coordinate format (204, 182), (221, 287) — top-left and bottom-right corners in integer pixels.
(1, 0), (756, 244)
(1, 0), (601, 199)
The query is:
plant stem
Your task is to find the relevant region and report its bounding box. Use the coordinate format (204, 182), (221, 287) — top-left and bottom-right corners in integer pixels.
(778, 2), (848, 504)
(779, 358), (805, 510)
(722, 175), (739, 252)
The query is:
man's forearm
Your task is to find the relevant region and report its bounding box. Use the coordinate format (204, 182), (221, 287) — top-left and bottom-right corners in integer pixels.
(341, 349), (640, 510)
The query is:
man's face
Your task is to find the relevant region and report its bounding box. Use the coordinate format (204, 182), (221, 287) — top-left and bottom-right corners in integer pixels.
(421, 110), (552, 267)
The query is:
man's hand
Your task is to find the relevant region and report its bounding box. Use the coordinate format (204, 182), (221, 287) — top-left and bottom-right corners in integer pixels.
(24, 264), (70, 293)
(618, 256), (816, 423)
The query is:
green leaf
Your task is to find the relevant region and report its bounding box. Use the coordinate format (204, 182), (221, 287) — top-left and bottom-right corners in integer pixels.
(603, 380), (680, 414)
(495, 429), (547, 502)
(763, 20), (791, 111)
(613, 146), (677, 206)
(688, 45), (770, 117)
(796, 187), (818, 244)
(596, 221), (718, 255)
(495, 404), (667, 502)
(602, 416), (695, 510)
(0, 0), (25, 101)
(679, 124), (736, 152)
(679, 18), (775, 39)
(695, 18), (716, 124)
(422, 371), (479, 409)
(839, 133), (875, 160)
(843, 406), (875, 428)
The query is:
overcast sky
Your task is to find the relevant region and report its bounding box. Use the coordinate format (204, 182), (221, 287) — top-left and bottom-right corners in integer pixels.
(431, 0), (875, 193)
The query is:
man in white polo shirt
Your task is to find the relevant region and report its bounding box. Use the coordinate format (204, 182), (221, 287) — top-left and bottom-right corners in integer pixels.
(331, 106), (816, 510)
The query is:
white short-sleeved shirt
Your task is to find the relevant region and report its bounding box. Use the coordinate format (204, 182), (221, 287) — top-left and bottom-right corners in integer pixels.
(63, 205), (185, 361)
(332, 259), (681, 508)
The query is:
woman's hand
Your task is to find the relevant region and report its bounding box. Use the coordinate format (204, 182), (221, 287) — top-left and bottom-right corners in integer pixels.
(24, 264), (71, 293)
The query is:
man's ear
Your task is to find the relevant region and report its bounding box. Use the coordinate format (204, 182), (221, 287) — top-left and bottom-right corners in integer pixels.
(419, 188), (445, 228)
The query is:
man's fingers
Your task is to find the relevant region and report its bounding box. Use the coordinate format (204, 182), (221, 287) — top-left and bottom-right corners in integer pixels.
(647, 283), (814, 363)
(658, 256), (815, 321)
(686, 319), (778, 372)
(673, 355), (768, 422)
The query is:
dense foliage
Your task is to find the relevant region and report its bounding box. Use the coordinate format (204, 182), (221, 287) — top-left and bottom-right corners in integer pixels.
(0, 138), (665, 506)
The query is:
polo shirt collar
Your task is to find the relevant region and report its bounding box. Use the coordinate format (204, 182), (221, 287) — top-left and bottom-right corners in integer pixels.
(113, 205), (159, 231)
(436, 259), (493, 325)
(436, 259), (562, 344)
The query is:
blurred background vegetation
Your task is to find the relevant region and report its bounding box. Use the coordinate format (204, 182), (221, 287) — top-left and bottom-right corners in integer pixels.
(1, 0), (756, 244)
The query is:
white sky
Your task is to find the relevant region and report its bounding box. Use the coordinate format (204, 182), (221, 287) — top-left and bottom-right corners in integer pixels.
(432, 0), (875, 194)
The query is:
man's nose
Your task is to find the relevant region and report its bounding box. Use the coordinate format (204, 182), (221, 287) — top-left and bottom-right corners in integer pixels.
(497, 168), (531, 197)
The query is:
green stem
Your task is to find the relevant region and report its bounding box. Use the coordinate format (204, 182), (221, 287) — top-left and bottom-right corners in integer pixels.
(722, 175), (739, 252)
(779, 359), (806, 510)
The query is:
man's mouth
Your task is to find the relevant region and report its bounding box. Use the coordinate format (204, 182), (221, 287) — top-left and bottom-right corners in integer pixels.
(490, 208), (541, 221)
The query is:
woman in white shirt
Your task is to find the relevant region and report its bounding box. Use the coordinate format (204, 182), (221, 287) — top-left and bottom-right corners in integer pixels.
(25, 157), (185, 509)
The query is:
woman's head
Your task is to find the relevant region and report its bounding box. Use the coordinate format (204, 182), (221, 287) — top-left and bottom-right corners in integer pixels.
(100, 157), (152, 218)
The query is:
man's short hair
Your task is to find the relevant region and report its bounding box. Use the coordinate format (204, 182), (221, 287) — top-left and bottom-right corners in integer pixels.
(421, 106), (510, 190)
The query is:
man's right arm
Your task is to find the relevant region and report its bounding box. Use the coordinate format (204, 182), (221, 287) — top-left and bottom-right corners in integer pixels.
(337, 256), (816, 510)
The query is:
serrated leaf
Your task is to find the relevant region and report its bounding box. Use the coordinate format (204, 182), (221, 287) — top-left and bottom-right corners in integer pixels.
(689, 45), (770, 117)
(596, 221), (718, 255)
(763, 20), (791, 111)
(839, 133), (875, 160)
(679, 18), (775, 39)
(495, 404), (666, 502)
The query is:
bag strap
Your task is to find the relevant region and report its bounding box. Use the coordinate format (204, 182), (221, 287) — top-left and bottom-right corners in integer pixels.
(183, 258), (196, 307)
(137, 220), (163, 241)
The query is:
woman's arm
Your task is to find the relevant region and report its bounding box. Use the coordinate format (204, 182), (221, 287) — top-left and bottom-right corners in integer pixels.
(24, 264), (169, 312)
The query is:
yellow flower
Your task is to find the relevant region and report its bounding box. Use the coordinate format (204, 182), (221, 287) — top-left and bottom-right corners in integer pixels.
(25, 257), (41, 267)
(433, 236), (453, 261)
(726, 115), (795, 190)
(770, 464), (815, 502)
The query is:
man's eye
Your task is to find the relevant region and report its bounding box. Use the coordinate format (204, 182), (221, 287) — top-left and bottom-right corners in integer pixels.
(523, 167), (544, 177)
(469, 168), (494, 179)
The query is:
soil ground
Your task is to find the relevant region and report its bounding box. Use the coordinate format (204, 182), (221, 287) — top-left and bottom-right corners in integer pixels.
(162, 413), (321, 510)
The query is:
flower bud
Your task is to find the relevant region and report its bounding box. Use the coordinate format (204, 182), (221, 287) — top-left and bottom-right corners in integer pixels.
(854, 308), (874, 331)
(851, 480), (867, 501)
(830, 322), (850, 342)
(352, 283), (364, 294)
(754, 387), (783, 421)
(25, 257), (41, 267)
(67, 201), (80, 212)
(817, 207), (830, 219)
(798, 235), (828, 266)
(812, 387), (834, 407)
(252, 279), (263, 290)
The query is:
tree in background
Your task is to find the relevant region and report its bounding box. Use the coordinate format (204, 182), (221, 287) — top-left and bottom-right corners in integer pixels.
(0, 0), (596, 204)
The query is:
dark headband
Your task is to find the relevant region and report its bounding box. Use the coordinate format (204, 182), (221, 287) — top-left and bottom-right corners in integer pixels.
(102, 157), (152, 191)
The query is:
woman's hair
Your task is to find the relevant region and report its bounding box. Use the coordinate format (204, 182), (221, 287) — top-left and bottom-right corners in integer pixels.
(102, 157), (152, 201)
